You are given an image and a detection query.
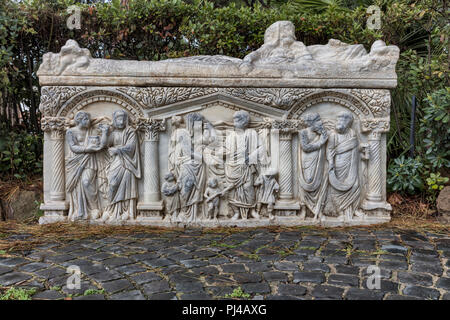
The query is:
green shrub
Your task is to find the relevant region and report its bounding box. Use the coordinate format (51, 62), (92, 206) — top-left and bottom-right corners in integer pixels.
(387, 156), (424, 194)
(418, 87), (450, 171)
(425, 172), (449, 203)
(0, 124), (43, 180)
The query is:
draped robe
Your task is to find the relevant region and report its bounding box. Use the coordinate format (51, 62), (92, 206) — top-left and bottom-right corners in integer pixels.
(327, 129), (361, 218)
(255, 175), (279, 205)
(225, 128), (260, 219)
(170, 127), (206, 222)
(298, 129), (328, 217)
(105, 127), (141, 220)
(66, 127), (100, 220)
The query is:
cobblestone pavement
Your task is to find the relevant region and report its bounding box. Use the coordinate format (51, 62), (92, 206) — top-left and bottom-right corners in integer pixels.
(0, 227), (449, 300)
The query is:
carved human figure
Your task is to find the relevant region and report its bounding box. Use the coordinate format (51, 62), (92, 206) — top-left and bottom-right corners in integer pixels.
(168, 115), (184, 178)
(204, 177), (222, 221)
(225, 110), (265, 220)
(298, 113), (329, 220)
(161, 172), (181, 222)
(102, 110), (141, 222)
(254, 168), (279, 221)
(242, 21), (313, 67)
(174, 113), (216, 223)
(66, 111), (108, 221)
(326, 112), (362, 221)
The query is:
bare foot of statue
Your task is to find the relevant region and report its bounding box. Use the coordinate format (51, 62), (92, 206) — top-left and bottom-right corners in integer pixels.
(100, 211), (111, 222)
(91, 209), (100, 220)
(231, 212), (240, 220)
(250, 209), (260, 219)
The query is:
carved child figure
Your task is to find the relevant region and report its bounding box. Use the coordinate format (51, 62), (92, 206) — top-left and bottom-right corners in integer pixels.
(161, 172), (181, 222)
(254, 168), (279, 221)
(204, 177), (222, 221)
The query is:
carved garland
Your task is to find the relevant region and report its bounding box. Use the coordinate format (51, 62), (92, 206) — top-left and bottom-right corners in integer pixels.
(41, 87), (390, 122)
(288, 90), (374, 119)
(39, 86), (86, 116)
(350, 89), (391, 117)
(57, 89), (145, 120)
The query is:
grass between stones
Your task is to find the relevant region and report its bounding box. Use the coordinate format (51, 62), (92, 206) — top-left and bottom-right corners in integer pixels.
(224, 287), (250, 299)
(0, 286), (37, 300)
(0, 217), (448, 255)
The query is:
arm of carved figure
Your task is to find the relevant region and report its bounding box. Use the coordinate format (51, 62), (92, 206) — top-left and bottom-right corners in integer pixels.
(360, 143), (370, 160)
(274, 180), (280, 192)
(66, 130), (86, 154)
(318, 128), (328, 144)
(98, 125), (109, 150)
(204, 188), (211, 200)
(91, 116), (111, 126)
(116, 131), (137, 155)
(254, 175), (262, 187)
(299, 130), (322, 153)
(108, 147), (119, 156)
(326, 133), (335, 171)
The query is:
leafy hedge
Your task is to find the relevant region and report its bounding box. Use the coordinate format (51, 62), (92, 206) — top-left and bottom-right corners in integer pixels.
(0, 0), (448, 197)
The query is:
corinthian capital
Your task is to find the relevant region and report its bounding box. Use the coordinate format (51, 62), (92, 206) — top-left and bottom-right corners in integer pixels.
(261, 117), (305, 133)
(360, 117), (390, 134)
(137, 118), (166, 141)
(41, 117), (69, 139)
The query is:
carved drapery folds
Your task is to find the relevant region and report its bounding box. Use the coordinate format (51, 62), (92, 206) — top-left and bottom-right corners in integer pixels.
(38, 20), (398, 226)
(38, 87), (393, 226)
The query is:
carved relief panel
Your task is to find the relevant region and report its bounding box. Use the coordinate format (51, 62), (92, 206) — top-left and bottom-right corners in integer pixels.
(38, 20), (398, 227)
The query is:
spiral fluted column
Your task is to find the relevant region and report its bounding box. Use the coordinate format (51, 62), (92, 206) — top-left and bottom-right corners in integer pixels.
(39, 117), (69, 223)
(278, 131), (294, 200)
(360, 118), (392, 211)
(50, 130), (66, 201)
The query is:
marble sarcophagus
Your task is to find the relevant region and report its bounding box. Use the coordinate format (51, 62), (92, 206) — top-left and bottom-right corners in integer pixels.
(37, 21), (399, 227)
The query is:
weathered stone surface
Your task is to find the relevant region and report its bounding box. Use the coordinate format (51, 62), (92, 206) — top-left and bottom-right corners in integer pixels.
(345, 288), (384, 300)
(0, 227), (448, 300)
(293, 272), (325, 284)
(37, 20), (396, 228)
(0, 272), (32, 286)
(397, 272), (433, 287)
(312, 285), (345, 299)
(32, 290), (64, 300)
(402, 285), (440, 300)
(110, 290), (146, 300)
(142, 280), (171, 295)
(277, 284), (307, 296)
(436, 186), (450, 222)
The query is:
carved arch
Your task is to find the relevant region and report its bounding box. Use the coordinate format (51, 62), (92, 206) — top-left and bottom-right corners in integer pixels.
(57, 88), (145, 120)
(287, 90), (374, 120)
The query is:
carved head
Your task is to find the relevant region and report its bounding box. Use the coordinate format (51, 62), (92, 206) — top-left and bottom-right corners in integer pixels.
(303, 112), (323, 133)
(336, 111), (354, 133)
(264, 21), (296, 47)
(265, 167), (278, 177)
(164, 172), (175, 182)
(74, 111), (91, 129)
(112, 110), (128, 129)
(233, 110), (250, 130)
(171, 115), (183, 129)
(208, 177), (218, 188)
